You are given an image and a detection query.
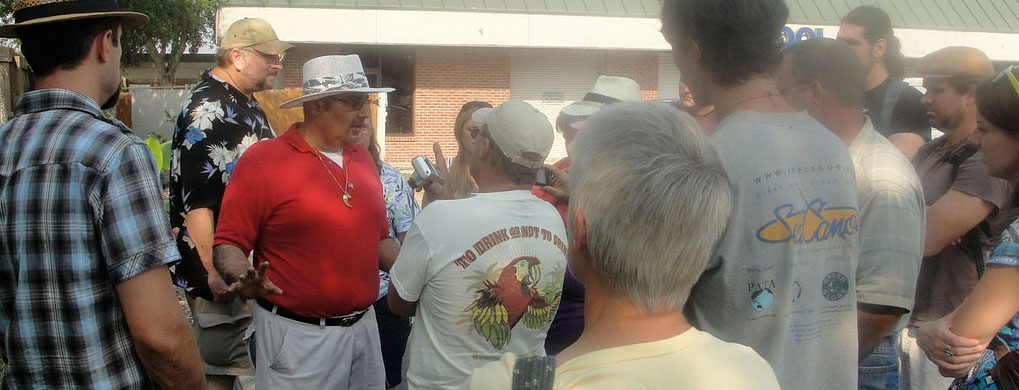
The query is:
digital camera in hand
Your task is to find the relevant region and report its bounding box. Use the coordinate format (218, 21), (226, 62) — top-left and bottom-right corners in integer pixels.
(535, 168), (557, 187)
(408, 155), (445, 189)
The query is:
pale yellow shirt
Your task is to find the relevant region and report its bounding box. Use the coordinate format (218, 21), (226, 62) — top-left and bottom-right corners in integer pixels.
(461, 327), (779, 390)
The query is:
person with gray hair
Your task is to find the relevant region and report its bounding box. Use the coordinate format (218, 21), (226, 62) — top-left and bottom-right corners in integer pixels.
(461, 102), (778, 389)
(776, 37), (925, 390)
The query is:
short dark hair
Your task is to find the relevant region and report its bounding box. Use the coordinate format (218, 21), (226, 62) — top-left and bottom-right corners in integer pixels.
(18, 17), (122, 78)
(481, 126), (536, 185)
(841, 5), (906, 80)
(784, 38), (866, 107)
(660, 0), (789, 87)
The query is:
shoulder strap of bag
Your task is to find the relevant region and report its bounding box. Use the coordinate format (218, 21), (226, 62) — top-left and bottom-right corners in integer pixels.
(881, 80), (909, 132)
(511, 356), (556, 390)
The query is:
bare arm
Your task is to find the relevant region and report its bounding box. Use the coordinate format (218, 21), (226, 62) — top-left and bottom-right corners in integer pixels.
(924, 190), (994, 256)
(184, 208), (233, 302)
(379, 237), (400, 273)
(116, 266), (205, 388)
(214, 244), (281, 299)
(387, 283), (418, 317)
(916, 266), (1019, 377)
(858, 304), (907, 357)
(953, 266), (1019, 343)
(213, 244), (251, 285)
(888, 133), (926, 160)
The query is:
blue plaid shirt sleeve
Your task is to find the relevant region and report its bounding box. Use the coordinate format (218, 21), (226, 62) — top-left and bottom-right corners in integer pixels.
(99, 141), (179, 283)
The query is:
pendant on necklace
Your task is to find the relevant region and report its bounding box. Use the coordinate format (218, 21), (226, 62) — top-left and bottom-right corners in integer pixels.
(343, 192), (352, 208)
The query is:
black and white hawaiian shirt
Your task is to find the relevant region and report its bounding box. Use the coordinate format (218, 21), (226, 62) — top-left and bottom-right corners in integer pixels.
(169, 70), (275, 296)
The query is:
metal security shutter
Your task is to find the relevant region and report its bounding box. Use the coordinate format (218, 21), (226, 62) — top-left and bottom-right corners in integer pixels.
(658, 52), (681, 100)
(511, 49), (602, 162)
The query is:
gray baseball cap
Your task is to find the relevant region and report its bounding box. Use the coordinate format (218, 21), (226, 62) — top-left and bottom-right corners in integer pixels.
(471, 100), (554, 169)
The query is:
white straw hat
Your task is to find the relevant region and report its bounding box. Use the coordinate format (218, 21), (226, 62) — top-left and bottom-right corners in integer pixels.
(280, 54), (394, 109)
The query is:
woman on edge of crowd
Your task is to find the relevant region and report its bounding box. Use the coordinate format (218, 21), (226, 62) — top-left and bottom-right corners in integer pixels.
(346, 108), (420, 390)
(422, 101), (492, 205)
(919, 65), (1019, 390)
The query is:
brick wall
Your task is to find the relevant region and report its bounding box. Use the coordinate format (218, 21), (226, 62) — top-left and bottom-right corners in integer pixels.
(276, 45), (661, 167)
(384, 47), (511, 166)
(602, 51), (660, 101)
(281, 45), (343, 88)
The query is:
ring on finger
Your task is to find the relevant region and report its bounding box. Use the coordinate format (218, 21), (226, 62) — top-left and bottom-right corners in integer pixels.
(944, 345), (954, 358)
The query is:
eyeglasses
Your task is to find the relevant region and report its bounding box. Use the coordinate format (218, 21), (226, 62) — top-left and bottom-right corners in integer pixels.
(243, 48), (284, 63)
(993, 65), (1019, 99)
(331, 95), (380, 111)
(468, 125), (483, 139)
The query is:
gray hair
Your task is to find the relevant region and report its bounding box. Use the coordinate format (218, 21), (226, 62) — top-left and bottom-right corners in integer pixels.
(569, 102), (731, 312)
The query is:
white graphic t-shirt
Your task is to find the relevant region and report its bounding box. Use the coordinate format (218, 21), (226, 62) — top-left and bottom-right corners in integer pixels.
(391, 190), (568, 390)
(686, 111), (861, 390)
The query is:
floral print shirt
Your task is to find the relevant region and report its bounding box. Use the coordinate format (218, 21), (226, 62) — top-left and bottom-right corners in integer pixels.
(377, 162), (419, 300)
(169, 71), (275, 295)
(955, 218), (1019, 390)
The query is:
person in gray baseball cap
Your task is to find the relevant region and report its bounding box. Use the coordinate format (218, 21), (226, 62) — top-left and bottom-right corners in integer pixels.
(388, 99), (569, 390)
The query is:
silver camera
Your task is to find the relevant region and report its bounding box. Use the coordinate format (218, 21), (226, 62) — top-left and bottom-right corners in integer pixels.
(407, 155), (445, 189)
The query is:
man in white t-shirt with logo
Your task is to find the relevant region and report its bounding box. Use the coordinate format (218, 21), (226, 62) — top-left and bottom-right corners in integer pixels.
(389, 99), (568, 390)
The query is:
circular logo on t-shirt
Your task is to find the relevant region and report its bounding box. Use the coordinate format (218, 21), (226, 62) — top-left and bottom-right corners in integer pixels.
(821, 272), (849, 301)
(751, 288), (774, 311)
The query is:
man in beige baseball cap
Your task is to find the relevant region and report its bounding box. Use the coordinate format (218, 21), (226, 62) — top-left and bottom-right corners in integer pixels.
(168, 16), (292, 390)
(905, 46), (1008, 390)
(387, 99), (567, 389)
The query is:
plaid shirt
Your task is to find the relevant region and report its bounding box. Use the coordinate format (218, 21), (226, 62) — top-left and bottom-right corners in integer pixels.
(0, 89), (179, 389)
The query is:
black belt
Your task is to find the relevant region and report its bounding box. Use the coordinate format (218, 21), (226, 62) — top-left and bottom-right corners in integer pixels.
(256, 298), (367, 327)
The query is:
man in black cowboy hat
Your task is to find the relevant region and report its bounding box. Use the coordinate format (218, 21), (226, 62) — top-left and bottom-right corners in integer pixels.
(0, 1), (204, 389)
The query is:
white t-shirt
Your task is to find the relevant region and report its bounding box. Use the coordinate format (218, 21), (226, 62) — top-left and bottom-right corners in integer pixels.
(320, 150), (344, 168)
(391, 190), (568, 390)
(687, 111), (860, 390)
(462, 327), (779, 390)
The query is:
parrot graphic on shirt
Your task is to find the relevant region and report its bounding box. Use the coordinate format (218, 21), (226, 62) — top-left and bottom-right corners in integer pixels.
(464, 256), (561, 350)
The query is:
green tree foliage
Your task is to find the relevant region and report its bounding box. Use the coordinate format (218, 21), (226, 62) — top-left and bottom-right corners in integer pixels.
(0, 0), (218, 85)
(120, 0), (219, 85)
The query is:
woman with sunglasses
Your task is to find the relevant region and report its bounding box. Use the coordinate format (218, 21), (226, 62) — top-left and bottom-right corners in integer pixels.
(919, 66), (1019, 390)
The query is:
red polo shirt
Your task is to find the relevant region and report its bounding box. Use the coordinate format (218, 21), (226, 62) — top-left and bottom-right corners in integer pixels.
(215, 124), (388, 318)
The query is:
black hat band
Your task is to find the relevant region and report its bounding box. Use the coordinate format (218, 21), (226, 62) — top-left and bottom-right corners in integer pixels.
(14, 0), (120, 23)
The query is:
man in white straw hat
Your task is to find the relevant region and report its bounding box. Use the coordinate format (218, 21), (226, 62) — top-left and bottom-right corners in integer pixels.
(0, 1), (204, 389)
(388, 99), (568, 389)
(213, 54), (398, 388)
(168, 17), (292, 390)
(533, 75), (639, 356)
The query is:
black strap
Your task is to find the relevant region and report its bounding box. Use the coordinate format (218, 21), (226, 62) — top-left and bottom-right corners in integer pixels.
(255, 298), (367, 327)
(582, 92), (621, 105)
(14, 1), (120, 23)
(511, 356), (556, 390)
(880, 80), (908, 132)
(944, 143), (990, 275)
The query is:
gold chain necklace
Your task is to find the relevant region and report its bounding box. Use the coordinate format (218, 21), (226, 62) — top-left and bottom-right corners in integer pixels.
(298, 126), (354, 208)
(314, 152), (353, 208)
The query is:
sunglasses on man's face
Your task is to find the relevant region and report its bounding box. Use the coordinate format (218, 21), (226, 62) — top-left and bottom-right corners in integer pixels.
(243, 48), (284, 63)
(332, 95), (380, 111)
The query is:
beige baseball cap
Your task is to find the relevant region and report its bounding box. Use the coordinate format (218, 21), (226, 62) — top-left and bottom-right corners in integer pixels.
(915, 46), (994, 80)
(220, 18), (293, 55)
(471, 100), (554, 169)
